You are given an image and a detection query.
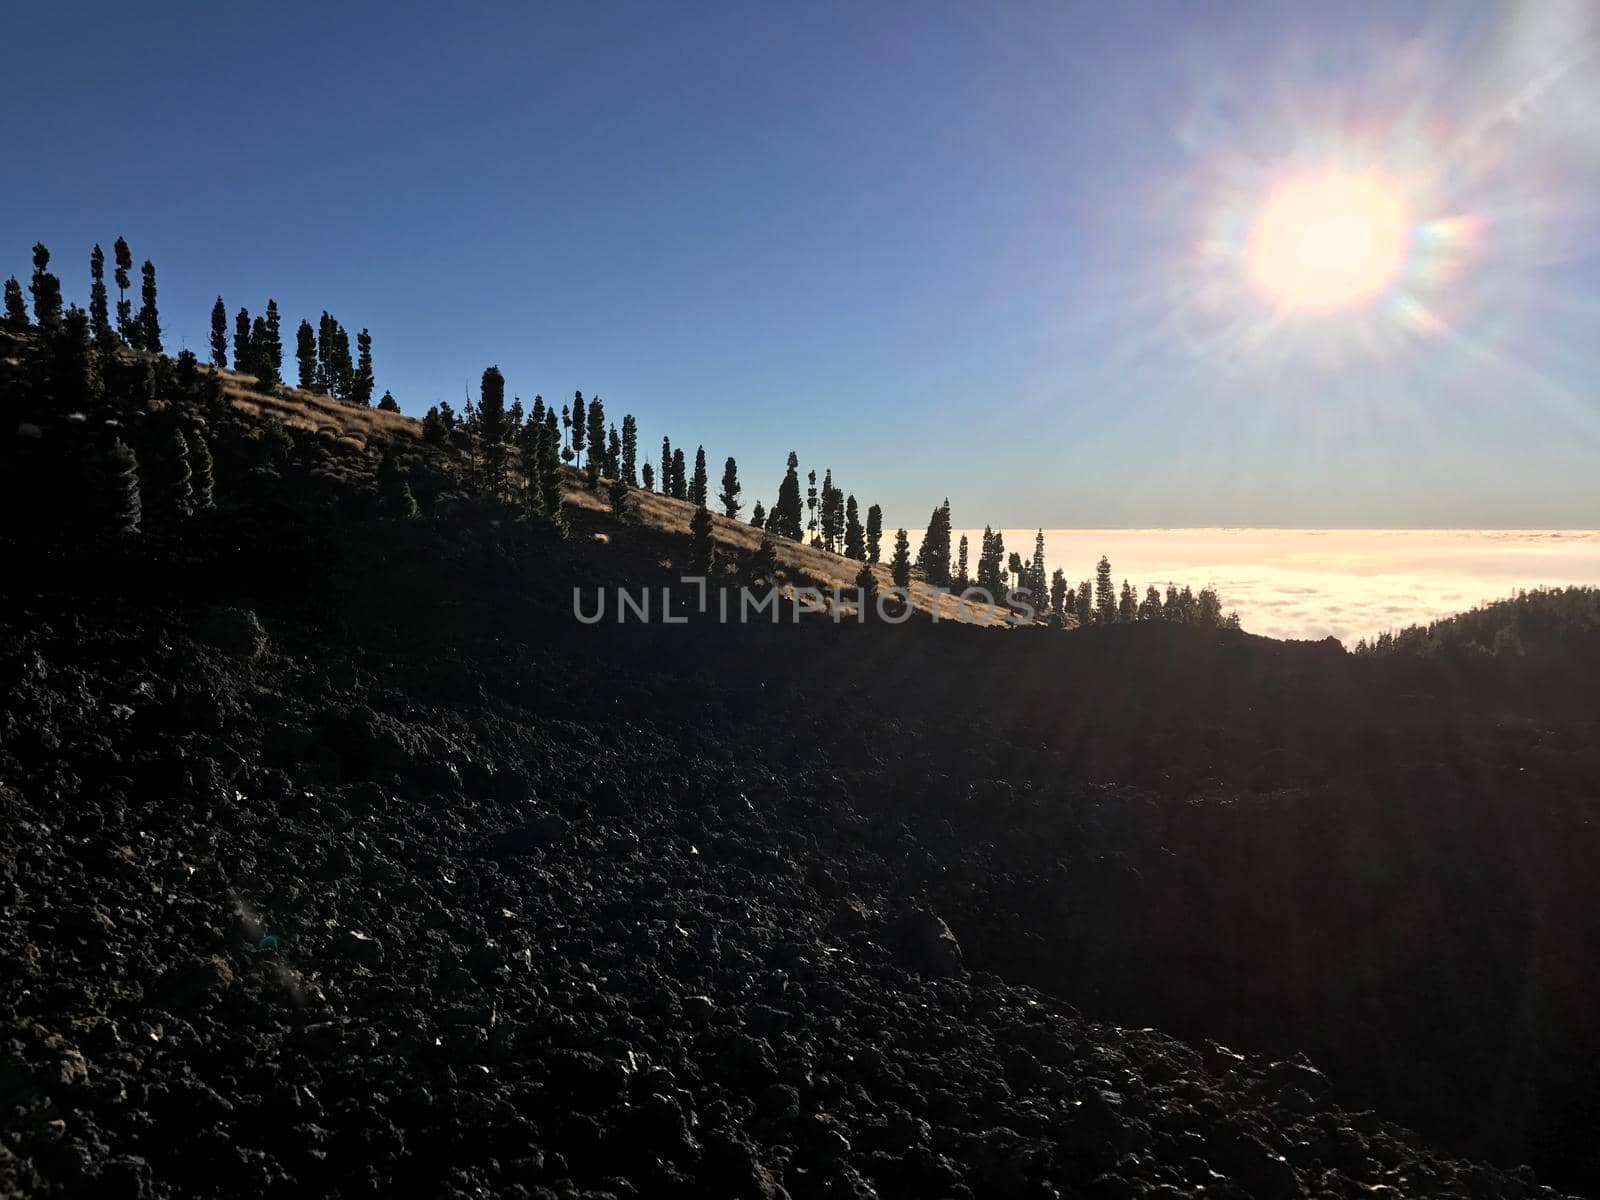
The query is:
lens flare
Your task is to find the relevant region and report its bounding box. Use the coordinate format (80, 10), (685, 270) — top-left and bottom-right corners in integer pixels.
(1245, 171), (1411, 313)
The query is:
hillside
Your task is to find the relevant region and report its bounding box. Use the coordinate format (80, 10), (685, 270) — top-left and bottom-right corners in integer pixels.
(4, 338), (1600, 1196)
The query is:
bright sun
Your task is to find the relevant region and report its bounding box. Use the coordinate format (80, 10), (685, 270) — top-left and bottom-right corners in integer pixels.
(1245, 170), (1411, 314)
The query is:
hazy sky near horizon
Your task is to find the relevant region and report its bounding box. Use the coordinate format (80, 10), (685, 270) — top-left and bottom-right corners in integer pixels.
(5, 1), (1598, 529)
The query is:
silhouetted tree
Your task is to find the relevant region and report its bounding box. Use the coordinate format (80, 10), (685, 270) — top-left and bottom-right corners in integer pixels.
(377, 390), (399, 412)
(1008, 551), (1024, 592)
(353, 328), (374, 405)
(772, 452), (804, 539)
(1095, 555), (1115, 624)
(658, 436), (671, 487)
(865, 503), (883, 563)
(234, 308), (253, 373)
(1196, 585), (1223, 627)
(89, 245), (112, 345)
(688, 503), (716, 575)
(145, 426), (193, 525)
(29, 244), (62, 332)
(806, 469), (819, 544)
(52, 306), (103, 411)
(1051, 569), (1069, 621)
(1140, 585), (1162, 620)
(541, 407), (566, 529)
(265, 300), (283, 381)
(641, 460), (655, 492)
(113, 237), (134, 342)
(378, 449), (420, 518)
(479, 365), (509, 496)
(250, 315), (279, 387)
(954, 533), (970, 588)
(620, 414), (638, 485)
(855, 560), (878, 609)
(208, 297), (228, 367)
(747, 532), (778, 584)
(749, 500), (765, 528)
(585, 395), (606, 484)
(328, 321), (354, 401)
(1077, 580), (1093, 626)
(718, 455), (740, 517)
(916, 499), (953, 586)
(609, 474), (639, 521)
(571, 391), (587, 466)
(561, 404), (574, 462)
(1164, 584), (1180, 621)
(1119, 580), (1137, 622)
(294, 320), (315, 388)
(844, 495), (864, 559)
(688, 445), (708, 506)
(2, 278), (27, 331)
(137, 260), (161, 353)
(819, 470), (841, 551)
(889, 528), (912, 589)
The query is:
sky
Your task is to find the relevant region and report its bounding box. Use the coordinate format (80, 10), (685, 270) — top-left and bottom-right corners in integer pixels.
(4, 0), (1598, 530)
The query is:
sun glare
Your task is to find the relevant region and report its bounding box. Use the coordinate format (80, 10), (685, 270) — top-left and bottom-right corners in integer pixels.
(1245, 171), (1411, 314)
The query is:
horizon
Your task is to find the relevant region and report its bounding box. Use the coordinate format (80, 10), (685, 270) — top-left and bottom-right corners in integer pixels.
(5, 0), (1598, 529)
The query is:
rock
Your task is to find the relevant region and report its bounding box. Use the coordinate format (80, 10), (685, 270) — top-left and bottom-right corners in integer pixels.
(335, 930), (385, 967)
(195, 607), (269, 660)
(891, 906), (964, 977)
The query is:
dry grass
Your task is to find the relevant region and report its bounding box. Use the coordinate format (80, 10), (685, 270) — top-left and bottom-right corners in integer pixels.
(563, 480), (1012, 626)
(219, 369), (420, 443)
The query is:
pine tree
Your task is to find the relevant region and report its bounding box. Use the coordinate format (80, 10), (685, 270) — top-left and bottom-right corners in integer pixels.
(620, 414), (639, 485)
(2, 278), (27, 332)
(955, 534), (970, 588)
(671, 448), (687, 499)
(265, 301), (284, 382)
(889, 528), (912, 589)
(855, 560), (878, 610)
(100, 438), (142, 536)
(234, 308), (253, 373)
(378, 449), (420, 518)
(1077, 580), (1094, 626)
(329, 322), (354, 400)
(1140, 585), (1162, 620)
(659, 436), (671, 488)
(1095, 555), (1115, 624)
(749, 500), (765, 528)
(209, 297), (228, 367)
(53, 307), (103, 411)
(1119, 580), (1137, 622)
(353, 328), (374, 405)
(1196, 585), (1222, 627)
(29, 243), (63, 332)
(844, 495), (864, 559)
(641, 461), (655, 492)
(89, 245), (112, 345)
(773, 452), (803, 540)
(915, 500), (953, 586)
(865, 503), (883, 563)
(585, 395), (606, 484)
(377, 390), (400, 412)
(137, 260), (161, 353)
(747, 533), (778, 584)
(250, 316), (278, 387)
(1008, 552), (1024, 591)
(688, 503), (716, 575)
(1051, 569), (1069, 621)
(146, 426), (193, 525)
(1031, 531), (1048, 610)
(187, 428), (216, 511)
(479, 365), (509, 496)
(315, 312), (333, 392)
(606, 424), (621, 478)
(819, 471), (842, 551)
(296, 320), (316, 388)
(718, 456), (741, 518)
(541, 408), (566, 529)
(571, 391), (587, 465)
(609, 474), (639, 521)
(806, 470), (819, 544)
(113, 237), (134, 343)
(688, 445), (708, 506)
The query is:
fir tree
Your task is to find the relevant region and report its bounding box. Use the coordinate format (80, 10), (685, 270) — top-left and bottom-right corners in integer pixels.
(688, 503), (716, 576)
(146, 425), (193, 525)
(865, 503), (883, 563)
(955, 533), (970, 588)
(854, 560), (878, 610)
(1008, 552), (1024, 591)
(1051, 569), (1069, 621)
(1140, 585), (1163, 620)
(264, 301), (284, 382)
(187, 428), (216, 511)
(609, 474), (639, 521)
(915, 499), (953, 586)
(620, 414), (638, 485)
(377, 390), (400, 412)
(585, 395), (606, 483)
(606, 424), (621, 478)
(329, 322), (354, 400)
(718, 456), (741, 518)
(1031, 531), (1048, 610)
(1095, 555), (1115, 624)
(747, 532), (779, 585)
(53, 306), (103, 411)
(561, 404), (574, 462)
(541, 407), (567, 529)
(89, 245), (112, 345)
(749, 500), (765, 528)
(2, 278), (27, 331)
(819, 470), (842, 551)
(209, 297), (228, 367)
(29, 243), (63, 332)
(641, 461), (655, 492)
(137, 260), (161, 353)
(315, 312), (333, 391)
(234, 307), (253, 373)
(113, 237), (134, 342)
(250, 315), (279, 387)
(889, 528), (912, 589)
(478, 365), (509, 496)
(659, 436), (671, 488)
(296, 320), (316, 389)
(1119, 580), (1138, 622)
(353, 328), (374, 405)
(571, 391), (587, 465)
(378, 449), (420, 518)
(688, 445), (708, 506)
(772, 452), (804, 540)
(670, 448), (687, 499)
(806, 470), (819, 544)
(844, 495), (864, 559)
(1196, 585), (1222, 627)
(1077, 580), (1094, 626)
(100, 438), (142, 536)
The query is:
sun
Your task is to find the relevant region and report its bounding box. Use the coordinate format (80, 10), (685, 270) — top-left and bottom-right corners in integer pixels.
(1245, 170), (1411, 313)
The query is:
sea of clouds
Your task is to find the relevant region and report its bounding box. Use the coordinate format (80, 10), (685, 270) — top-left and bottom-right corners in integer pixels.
(934, 529), (1600, 646)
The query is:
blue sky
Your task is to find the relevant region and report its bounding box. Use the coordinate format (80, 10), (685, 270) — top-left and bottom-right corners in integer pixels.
(5, 1), (1597, 528)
